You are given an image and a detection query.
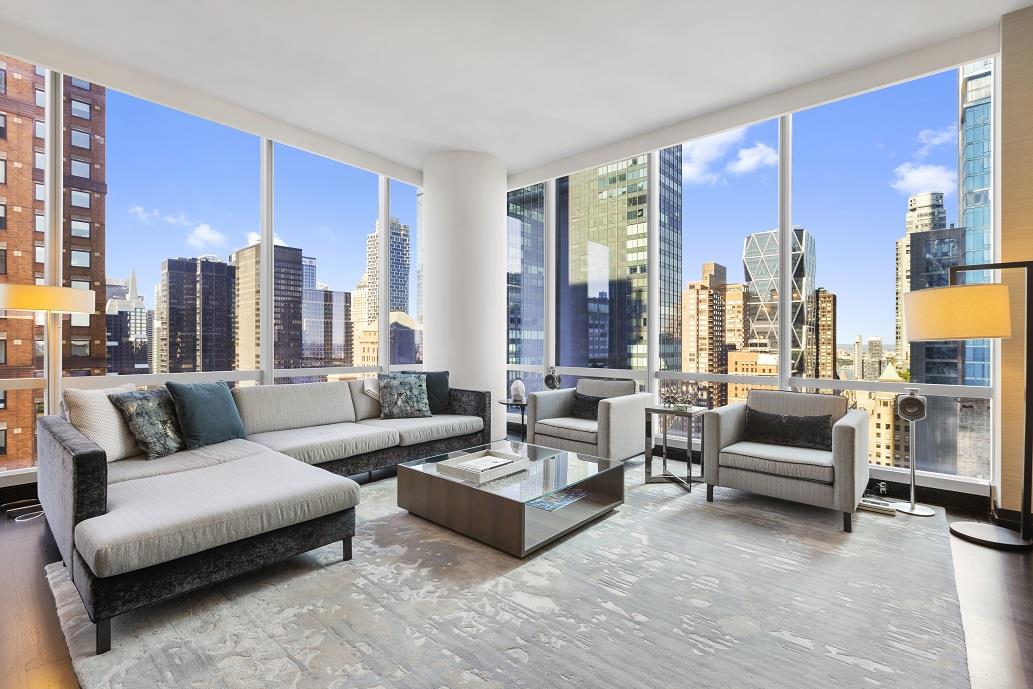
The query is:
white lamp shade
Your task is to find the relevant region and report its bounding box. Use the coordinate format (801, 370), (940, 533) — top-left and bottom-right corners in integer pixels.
(904, 283), (1011, 341)
(0, 284), (96, 314)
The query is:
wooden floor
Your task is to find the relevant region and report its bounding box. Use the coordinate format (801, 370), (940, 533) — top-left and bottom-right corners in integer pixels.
(2, 486), (1031, 689)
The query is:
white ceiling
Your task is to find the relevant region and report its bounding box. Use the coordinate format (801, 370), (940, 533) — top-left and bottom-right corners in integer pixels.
(1, 0), (1027, 177)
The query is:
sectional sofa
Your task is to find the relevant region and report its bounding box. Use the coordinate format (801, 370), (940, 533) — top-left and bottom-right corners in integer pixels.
(37, 378), (491, 654)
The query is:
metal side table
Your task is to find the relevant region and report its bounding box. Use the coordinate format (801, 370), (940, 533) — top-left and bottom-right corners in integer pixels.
(645, 404), (707, 491)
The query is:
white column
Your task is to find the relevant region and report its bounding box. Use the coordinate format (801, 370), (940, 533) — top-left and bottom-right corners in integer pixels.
(377, 176), (391, 368)
(259, 138), (274, 384)
(777, 115), (793, 390)
(422, 152), (507, 440)
(646, 151), (660, 394)
(44, 70), (64, 414)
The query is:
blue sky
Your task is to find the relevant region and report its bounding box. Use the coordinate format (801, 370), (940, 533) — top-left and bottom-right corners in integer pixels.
(107, 68), (960, 346)
(682, 67), (960, 347)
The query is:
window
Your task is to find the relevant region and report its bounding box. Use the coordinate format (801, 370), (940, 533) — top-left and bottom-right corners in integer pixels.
(506, 184), (546, 395)
(70, 219), (90, 237)
(0, 204), (5, 230)
(35, 150), (44, 170)
(70, 339), (90, 357)
(34, 245), (44, 264)
(389, 179), (421, 365)
(0, 390), (6, 409)
(70, 190), (90, 208)
(70, 98), (90, 119)
(34, 120), (45, 139)
(71, 159), (90, 178)
(35, 88), (45, 108)
(70, 279), (90, 290)
(35, 183), (45, 201)
(70, 281), (91, 328)
(0, 68), (5, 94)
(0, 428), (7, 455)
(35, 214), (44, 233)
(70, 129), (90, 149)
(0, 340), (6, 364)
(556, 155), (654, 370)
(0, 113), (6, 139)
(70, 250), (90, 268)
(69, 76), (90, 90)
(273, 143), (377, 373)
(0, 249), (5, 274)
(0, 159), (5, 184)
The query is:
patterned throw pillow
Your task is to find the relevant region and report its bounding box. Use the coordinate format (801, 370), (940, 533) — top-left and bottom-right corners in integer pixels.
(572, 391), (605, 420)
(108, 388), (185, 459)
(378, 373), (432, 419)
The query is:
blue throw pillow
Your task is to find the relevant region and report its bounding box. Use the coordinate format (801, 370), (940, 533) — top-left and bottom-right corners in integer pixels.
(165, 381), (246, 450)
(378, 372), (432, 419)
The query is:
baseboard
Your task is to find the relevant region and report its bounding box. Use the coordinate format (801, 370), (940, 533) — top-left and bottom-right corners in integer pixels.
(866, 477), (989, 518)
(991, 504), (1023, 529)
(0, 482), (39, 506)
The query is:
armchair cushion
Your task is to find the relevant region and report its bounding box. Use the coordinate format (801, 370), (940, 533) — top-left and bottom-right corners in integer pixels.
(720, 441), (834, 484)
(535, 417), (598, 445)
(571, 391), (604, 420)
(575, 379), (636, 398)
(744, 407), (832, 451)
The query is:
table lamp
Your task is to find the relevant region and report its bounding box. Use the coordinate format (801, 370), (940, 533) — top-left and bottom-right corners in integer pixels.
(904, 261), (1030, 551)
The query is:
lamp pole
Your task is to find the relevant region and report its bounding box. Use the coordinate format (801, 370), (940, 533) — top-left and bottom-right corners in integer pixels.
(948, 261), (1033, 548)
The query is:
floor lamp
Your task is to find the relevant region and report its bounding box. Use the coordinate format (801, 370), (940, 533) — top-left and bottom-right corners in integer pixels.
(904, 261), (1032, 551)
(0, 284), (95, 523)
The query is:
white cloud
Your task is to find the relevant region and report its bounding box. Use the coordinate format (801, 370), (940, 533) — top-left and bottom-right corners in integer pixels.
(164, 212), (193, 227)
(726, 142), (777, 175)
(186, 223), (227, 250)
(681, 127), (746, 184)
(128, 205), (158, 223)
(890, 162), (956, 196)
(245, 231), (285, 246)
(915, 124), (957, 159)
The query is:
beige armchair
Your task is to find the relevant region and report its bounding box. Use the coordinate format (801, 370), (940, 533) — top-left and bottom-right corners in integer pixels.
(527, 379), (654, 461)
(703, 390), (869, 532)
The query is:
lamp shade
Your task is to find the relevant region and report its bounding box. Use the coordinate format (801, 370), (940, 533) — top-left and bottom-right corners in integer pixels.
(904, 283), (1011, 341)
(0, 284), (96, 314)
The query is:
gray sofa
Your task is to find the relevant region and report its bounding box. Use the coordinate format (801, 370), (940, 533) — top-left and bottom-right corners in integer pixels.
(702, 390), (869, 531)
(37, 379), (490, 654)
(527, 379), (653, 461)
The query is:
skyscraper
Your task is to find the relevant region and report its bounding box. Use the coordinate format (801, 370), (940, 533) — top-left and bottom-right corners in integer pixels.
(853, 335), (863, 381)
(366, 216), (411, 324)
(863, 336), (883, 380)
(301, 257), (353, 367)
(507, 184), (546, 371)
(682, 262), (728, 408)
(231, 243), (303, 370)
(105, 271), (151, 375)
(556, 150), (681, 370)
(815, 287), (837, 380)
(895, 192), (947, 367)
(723, 283), (748, 353)
(153, 257), (235, 373)
(742, 227), (816, 374)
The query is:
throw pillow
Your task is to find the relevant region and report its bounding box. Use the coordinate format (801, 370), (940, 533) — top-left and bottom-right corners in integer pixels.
(165, 381), (246, 450)
(378, 373), (432, 419)
(404, 370), (449, 414)
(108, 388), (184, 459)
(744, 407), (833, 451)
(63, 384), (141, 462)
(572, 391), (605, 420)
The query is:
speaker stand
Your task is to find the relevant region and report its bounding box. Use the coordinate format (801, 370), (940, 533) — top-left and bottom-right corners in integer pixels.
(894, 419), (935, 517)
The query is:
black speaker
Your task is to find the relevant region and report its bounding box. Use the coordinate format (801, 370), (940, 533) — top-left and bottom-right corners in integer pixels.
(896, 388), (927, 422)
(544, 367), (561, 390)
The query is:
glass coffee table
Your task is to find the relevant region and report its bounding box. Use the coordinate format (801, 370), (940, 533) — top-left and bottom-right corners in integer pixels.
(397, 440), (624, 557)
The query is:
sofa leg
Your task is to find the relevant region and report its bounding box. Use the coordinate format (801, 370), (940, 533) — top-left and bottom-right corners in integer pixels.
(843, 512), (852, 533)
(96, 618), (111, 655)
(342, 536), (353, 562)
(706, 484), (714, 502)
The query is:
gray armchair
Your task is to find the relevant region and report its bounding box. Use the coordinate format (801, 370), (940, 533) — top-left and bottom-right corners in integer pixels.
(702, 390), (869, 531)
(527, 379), (654, 461)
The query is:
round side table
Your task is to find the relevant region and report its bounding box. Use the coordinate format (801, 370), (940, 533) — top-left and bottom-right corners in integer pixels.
(499, 398), (529, 441)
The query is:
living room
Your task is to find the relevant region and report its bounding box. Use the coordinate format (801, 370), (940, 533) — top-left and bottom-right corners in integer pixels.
(1, 2), (1032, 688)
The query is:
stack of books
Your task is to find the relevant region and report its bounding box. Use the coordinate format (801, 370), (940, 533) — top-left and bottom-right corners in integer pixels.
(437, 450), (529, 484)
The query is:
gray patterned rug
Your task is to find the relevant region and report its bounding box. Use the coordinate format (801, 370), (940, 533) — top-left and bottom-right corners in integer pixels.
(47, 465), (970, 689)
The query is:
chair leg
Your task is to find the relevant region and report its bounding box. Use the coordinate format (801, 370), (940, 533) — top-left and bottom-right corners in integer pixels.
(843, 512), (852, 533)
(342, 536), (353, 562)
(706, 484), (714, 502)
(96, 618), (111, 655)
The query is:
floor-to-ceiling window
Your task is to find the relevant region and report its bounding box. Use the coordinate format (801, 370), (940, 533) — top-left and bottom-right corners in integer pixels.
(506, 183), (545, 395)
(389, 179), (422, 367)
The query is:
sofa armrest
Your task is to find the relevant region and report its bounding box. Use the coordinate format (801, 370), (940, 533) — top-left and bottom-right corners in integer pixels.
(832, 409), (870, 512)
(598, 392), (655, 461)
(36, 415), (108, 575)
(445, 388), (491, 444)
(702, 402), (747, 484)
(527, 389), (575, 444)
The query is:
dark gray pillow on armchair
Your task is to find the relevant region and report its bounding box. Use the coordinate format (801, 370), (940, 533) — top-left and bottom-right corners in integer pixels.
(744, 407), (833, 452)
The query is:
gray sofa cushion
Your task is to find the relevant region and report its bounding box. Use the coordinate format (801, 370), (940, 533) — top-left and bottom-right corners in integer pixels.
(63, 384), (140, 462)
(348, 379), (381, 420)
(232, 381), (357, 434)
(246, 423), (399, 465)
(720, 441), (834, 484)
(107, 438), (268, 484)
(358, 415), (483, 446)
(74, 450), (360, 577)
(534, 417), (598, 445)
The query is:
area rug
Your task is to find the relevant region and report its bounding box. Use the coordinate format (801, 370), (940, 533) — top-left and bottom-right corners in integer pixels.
(47, 464), (970, 689)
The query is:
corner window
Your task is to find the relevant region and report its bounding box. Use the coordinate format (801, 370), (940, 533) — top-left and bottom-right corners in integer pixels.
(70, 250), (90, 268)
(70, 190), (90, 208)
(70, 98), (90, 119)
(70, 219), (90, 238)
(70, 159), (90, 178)
(70, 129), (90, 149)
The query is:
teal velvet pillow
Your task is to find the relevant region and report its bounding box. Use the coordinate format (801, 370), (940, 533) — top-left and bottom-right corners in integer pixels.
(378, 373), (432, 419)
(108, 388), (185, 459)
(165, 380), (246, 449)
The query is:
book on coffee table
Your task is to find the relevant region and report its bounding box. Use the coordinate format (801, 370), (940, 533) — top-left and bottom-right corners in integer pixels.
(436, 449), (529, 484)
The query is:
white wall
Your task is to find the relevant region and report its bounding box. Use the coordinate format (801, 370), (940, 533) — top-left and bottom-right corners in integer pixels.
(422, 152), (508, 439)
